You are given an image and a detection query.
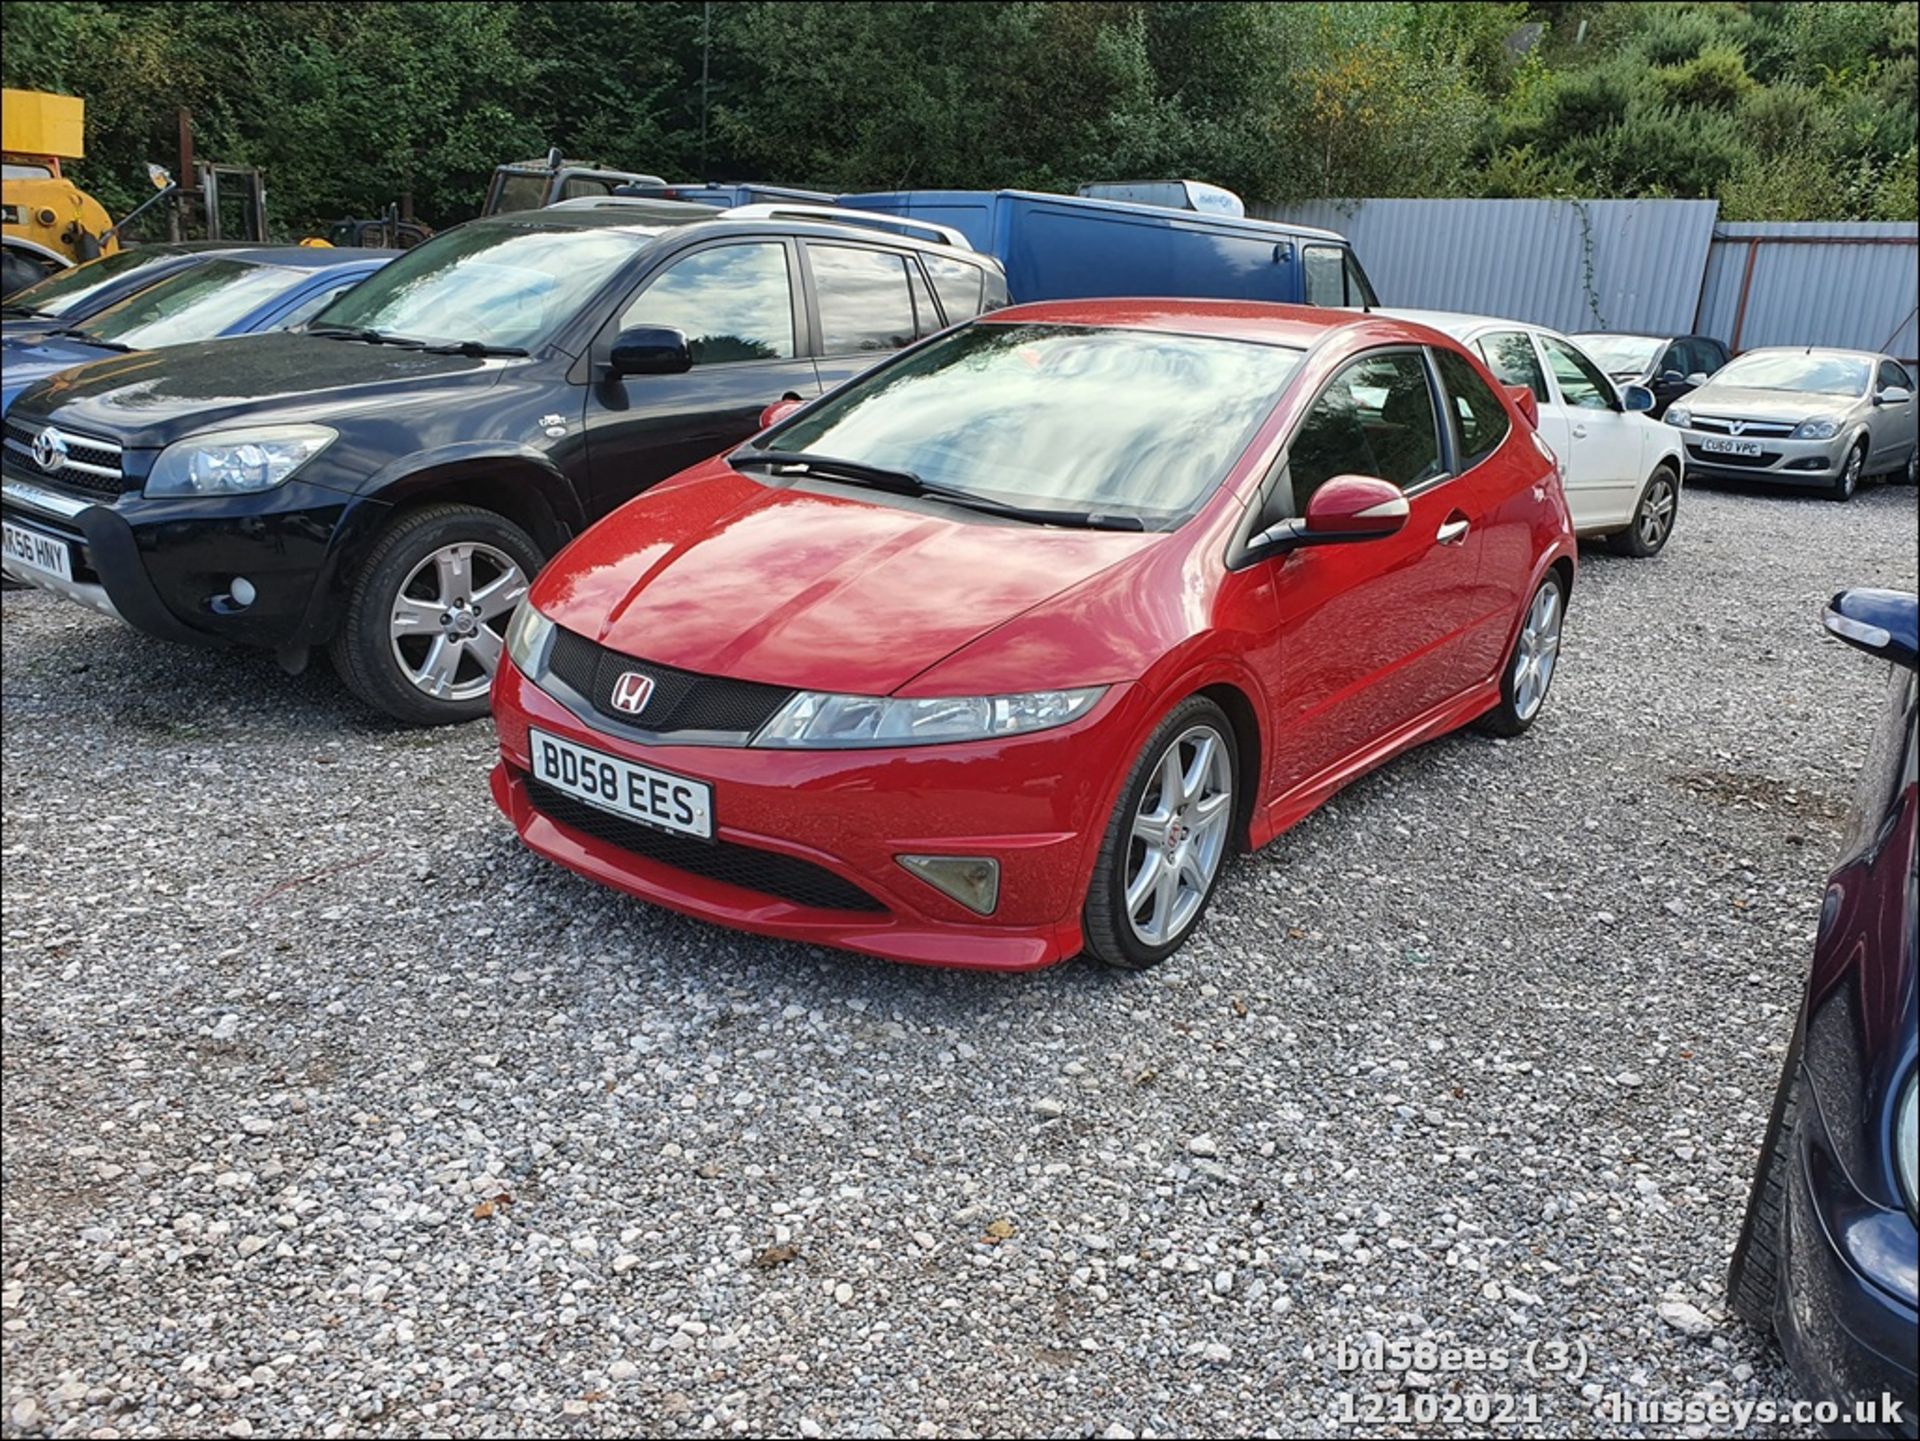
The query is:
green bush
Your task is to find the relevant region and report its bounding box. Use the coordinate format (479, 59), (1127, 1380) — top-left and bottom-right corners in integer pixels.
(1653, 41), (1755, 110)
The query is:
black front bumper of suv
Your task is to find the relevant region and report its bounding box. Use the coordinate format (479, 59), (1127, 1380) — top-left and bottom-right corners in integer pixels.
(0, 465), (385, 656)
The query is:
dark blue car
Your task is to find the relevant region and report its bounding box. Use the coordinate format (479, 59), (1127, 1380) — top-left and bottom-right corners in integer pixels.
(1729, 587), (1918, 1439)
(1, 247), (394, 413)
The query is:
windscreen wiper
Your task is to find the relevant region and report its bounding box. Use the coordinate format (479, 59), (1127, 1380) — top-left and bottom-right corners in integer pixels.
(44, 327), (132, 352)
(2, 305), (47, 319)
(730, 449), (1147, 531)
(421, 340), (529, 357)
(308, 325), (424, 348)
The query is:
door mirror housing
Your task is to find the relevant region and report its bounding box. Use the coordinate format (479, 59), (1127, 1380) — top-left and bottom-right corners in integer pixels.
(1686, 371), (1709, 386)
(1503, 384), (1539, 427)
(609, 325), (692, 376)
(1824, 588), (1918, 670)
(1657, 369), (1686, 387)
(758, 395), (805, 430)
(1621, 383), (1656, 413)
(1873, 385), (1913, 406)
(1251, 475), (1409, 555)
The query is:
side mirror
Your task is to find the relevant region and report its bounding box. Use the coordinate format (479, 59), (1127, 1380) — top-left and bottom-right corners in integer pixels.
(1251, 475), (1408, 555)
(1657, 369), (1686, 387)
(1503, 384), (1538, 427)
(1873, 385), (1912, 406)
(1621, 383), (1655, 413)
(759, 394), (805, 430)
(146, 162), (174, 191)
(1686, 371), (1709, 386)
(1824, 588), (1918, 670)
(609, 325), (691, 376)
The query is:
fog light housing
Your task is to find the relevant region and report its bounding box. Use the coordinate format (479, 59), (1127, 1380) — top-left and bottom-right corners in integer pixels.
(897, 854), (1000, 915)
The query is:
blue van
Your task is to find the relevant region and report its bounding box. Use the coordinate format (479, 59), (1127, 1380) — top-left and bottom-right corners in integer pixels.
(837, 187), (1378, 308)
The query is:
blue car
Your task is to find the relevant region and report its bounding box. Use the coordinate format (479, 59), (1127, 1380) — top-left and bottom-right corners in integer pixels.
(1, 241), (244, 340)
(1, 247), (394, 412)
(1729, 588), (1918, 1439)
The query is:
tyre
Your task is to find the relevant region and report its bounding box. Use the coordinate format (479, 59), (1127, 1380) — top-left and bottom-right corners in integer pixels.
(1606, 463), (1680, 557)
(1727, 1025), (1806, 1330)
(1905, 447), (1918, 486)
(1828, 440), (1865, 501)
(329, 503), (541, 726)
(1478, 570), (1566, 738)
(1082, 696), (1238, 970)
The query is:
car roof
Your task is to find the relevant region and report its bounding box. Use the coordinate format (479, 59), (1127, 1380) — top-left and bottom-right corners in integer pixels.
(472, 201), (1000, 265)
(1730, 345), (1885, 362)
(1378, 307), (1572, 343)
(471, 202), (723, 233)
(194, 245), (401, 268)
(978, 298), (1460, 349)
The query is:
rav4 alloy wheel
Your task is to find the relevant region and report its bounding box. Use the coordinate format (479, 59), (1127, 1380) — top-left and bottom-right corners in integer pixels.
(331, 503), (541, 725)
(1083, 697), (1237, 970)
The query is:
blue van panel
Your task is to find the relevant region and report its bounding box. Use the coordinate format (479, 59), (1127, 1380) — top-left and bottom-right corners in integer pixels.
(838, 188), (1360, 306)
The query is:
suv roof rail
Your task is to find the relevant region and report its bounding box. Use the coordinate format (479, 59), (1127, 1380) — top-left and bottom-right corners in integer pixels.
(723, 203), (974, 251)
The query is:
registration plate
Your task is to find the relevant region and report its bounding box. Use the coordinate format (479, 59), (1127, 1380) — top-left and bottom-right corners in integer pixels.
(529, 727), (713, 839)
(1700, 437), (1763, 457)
(1, 519), (73, 582)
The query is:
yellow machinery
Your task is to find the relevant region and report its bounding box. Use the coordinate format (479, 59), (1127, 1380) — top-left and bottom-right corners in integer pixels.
(2, 88), (175, 297)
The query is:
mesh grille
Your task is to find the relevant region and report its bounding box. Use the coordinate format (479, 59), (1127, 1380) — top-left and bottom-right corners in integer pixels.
(524, 777), (885, 914)
(546, 627), (794, 739)
(2, 419), (127, 496)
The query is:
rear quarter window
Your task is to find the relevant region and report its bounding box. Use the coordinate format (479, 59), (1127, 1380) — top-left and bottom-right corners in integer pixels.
(1433, 349), (1511, 469)
(924, 254), (988, 322)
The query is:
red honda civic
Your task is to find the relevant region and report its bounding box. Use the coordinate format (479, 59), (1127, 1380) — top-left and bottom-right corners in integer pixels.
(490, 301), (1576, 971)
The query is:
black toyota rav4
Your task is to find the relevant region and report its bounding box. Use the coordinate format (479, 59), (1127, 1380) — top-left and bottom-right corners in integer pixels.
(0, 200), (1007, 723)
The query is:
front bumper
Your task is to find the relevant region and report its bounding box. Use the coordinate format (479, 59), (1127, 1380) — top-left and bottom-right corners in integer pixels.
(0, 469), (373, 653)
(1776, 1070), (1919, 1438)
(1674, 429), (1852, 485)
(490, 658), (1149, 971)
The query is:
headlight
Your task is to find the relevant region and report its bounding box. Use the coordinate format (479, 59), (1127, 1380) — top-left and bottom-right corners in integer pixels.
(504, 602), (555, 674)
(1790, 418), (1839, 440)
(1664, 405), (1692, 429)
(1897, 1073), (1917, 1218)
(753, 687), (1106, 748)
(145, 424), (336, 497)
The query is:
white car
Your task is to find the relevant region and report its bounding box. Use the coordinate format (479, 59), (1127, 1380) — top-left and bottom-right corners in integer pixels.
(1390, 310), (1688, 557)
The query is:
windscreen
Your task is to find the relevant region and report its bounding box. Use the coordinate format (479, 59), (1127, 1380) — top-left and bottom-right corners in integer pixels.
(761, 322), (1305, 529)
(1575, 334), (1662, 375)
(1714, 351), (1870, 396)
(77, 259), (307, 347)
(5, 247), (178, 318)
(310, 223), (649, 348)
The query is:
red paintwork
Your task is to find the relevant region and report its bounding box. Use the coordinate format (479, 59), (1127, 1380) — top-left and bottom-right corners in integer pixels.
(492, 300), (1577, 970)
(1303, 474), (1409, 535)
(758, 397), (803, 429)
(1505, 384), (1539, 427)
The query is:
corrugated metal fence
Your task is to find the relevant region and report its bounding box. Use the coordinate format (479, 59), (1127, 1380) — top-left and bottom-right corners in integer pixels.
(1256, 199), (1918, 361)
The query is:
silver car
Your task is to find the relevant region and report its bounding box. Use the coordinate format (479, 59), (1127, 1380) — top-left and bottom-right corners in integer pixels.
(1665, 348), (1918, 501)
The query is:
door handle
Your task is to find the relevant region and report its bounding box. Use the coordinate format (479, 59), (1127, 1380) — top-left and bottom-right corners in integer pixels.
(1436, 518), (1470, 545)
(1571, 423), (1588, 439)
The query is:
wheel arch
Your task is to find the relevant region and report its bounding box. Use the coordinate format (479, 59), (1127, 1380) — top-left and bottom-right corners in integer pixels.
(365, 448), (585, 555)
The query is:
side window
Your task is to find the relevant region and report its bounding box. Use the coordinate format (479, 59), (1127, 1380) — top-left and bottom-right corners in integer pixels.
(1475, 331), (1548, 403)
(1303, 245), (1347, 307)
(273, 282), (353, 332)
(1656, 343), (1687, 379)
(1541, 335), (1615, 411)
(906, 259), (941, 337)
(1343, 253), (1378, 308)
(619, 242), (795, 365)
(1287, 350), (1443, 512)
(1433, 349), (1511, 470)
(923, 254), (986, 323)
(808, 244), (916, 356)
(1878, 359), (1913, 393)
(558, 175), (614, 201)
(1695, 338), (1729, 374)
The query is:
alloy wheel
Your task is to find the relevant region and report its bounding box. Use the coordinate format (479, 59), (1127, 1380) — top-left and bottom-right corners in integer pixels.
(1512, 581), (1563, 723)
(1839, 445), (1863, 498)
(1635, 473), (1677, 549)
(1123, 723), (1233, 948)
(388, 541), (529, 702)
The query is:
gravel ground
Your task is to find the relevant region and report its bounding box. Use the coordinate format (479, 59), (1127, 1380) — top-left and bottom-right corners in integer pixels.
(2, 480), (1916, 1440)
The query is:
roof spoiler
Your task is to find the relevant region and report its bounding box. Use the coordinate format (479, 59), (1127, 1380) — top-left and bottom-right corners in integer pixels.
(724, 203), (974, 251)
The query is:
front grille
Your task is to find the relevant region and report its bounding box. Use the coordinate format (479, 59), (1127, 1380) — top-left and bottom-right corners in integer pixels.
(2, 418), (127, 496)
(1686, 443), (1783, 469)
(546, 627), (794, 740)
(524, 777), (885, 913)
(1689, 415), (1795, 439)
